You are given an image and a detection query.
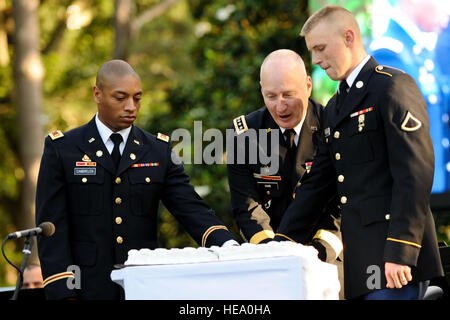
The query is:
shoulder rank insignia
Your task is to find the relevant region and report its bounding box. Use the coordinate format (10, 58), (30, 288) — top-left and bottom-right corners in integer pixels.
(157, 132), (170, 142)
(49, 130), (64, 140)
(233, 115), (248, 135)
(401, 111), (422, 132)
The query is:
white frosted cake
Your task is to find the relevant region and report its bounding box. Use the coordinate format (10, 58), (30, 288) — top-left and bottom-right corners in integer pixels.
(115, 241), (341, 300)
(125, 246), (218, 265)
(125, 241), (320, 265)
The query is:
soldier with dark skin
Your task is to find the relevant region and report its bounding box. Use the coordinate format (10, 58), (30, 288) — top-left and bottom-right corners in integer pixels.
(36, 60), (237, 300)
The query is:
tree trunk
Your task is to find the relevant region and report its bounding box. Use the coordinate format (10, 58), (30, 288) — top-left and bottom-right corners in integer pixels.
(12, 0), (44, 264)
(113, 0), (133, 60)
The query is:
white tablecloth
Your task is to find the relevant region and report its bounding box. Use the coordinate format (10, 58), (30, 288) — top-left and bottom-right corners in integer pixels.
(110, 256), (340, 300)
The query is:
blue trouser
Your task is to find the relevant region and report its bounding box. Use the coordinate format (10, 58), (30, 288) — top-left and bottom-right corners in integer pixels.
(364, 281), (429, 300)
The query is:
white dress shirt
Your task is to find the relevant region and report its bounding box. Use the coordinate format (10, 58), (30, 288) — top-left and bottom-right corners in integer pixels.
(95, 113), (131, 155)
(340, 55), (371, 92)
(279, 116), (305, 147)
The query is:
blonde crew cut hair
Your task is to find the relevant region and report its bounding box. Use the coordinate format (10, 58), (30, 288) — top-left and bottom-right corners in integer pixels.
(300, 4), (354, 36)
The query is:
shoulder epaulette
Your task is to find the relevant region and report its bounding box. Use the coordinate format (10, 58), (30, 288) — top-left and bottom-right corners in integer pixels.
(157, 132), (170, 143)
(233, 115), (248, 135)
(375, 65), (392, 77)
(48, 130), (64, 140)
(375, 65), (404, 77)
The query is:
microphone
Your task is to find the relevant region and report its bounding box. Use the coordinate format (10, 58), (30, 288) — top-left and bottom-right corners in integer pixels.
(7, 222), (55, 240)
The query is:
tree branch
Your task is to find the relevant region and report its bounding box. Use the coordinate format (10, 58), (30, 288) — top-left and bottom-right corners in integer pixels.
(131, 0), (182, 34)
(41, 0), (74, 54)
(41, 18), (67, 54)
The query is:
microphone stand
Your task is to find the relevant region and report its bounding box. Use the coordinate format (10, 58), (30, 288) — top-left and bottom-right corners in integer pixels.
(10, 235), (33, 300)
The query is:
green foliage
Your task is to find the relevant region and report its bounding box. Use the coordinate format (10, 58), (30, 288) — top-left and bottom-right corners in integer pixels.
(166, 0), (310, 129)
(152, 0), (311, 247)
(0, 0), (21, 286)
(133, 1), (197, 132)
(435, 211), (450, 244)
(40, 0), (115, 129)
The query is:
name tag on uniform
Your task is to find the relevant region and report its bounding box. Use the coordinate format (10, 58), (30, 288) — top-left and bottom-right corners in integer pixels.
(74, 168), (96, 175)
(257, 181), (279, 189)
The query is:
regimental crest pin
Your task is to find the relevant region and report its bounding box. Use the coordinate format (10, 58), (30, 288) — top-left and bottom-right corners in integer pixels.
(49, 130), (64, 140)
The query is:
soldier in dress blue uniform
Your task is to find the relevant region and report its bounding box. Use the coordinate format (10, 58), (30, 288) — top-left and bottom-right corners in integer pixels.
(35, 60), (237, 300)
(274, 5), (444, 300)
(368, 0), (450, 192)
(227, 50), (344, 298)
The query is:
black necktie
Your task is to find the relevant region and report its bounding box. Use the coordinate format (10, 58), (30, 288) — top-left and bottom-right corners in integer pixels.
(336, 80), (349, 111)
(110, 133), (123, 169)
(283, 129), (296, 160)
